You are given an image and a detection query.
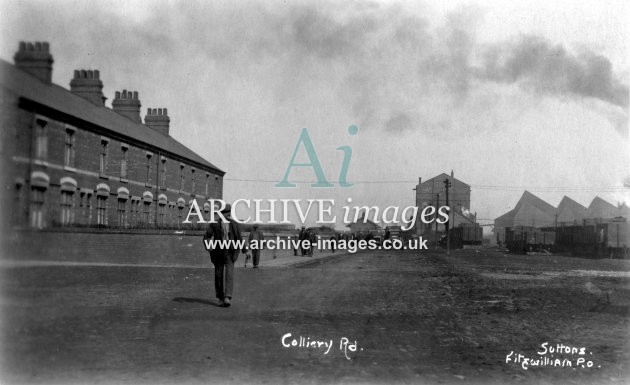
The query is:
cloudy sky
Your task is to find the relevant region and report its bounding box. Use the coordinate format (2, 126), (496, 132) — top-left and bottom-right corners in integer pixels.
(1, 0), (628, 228)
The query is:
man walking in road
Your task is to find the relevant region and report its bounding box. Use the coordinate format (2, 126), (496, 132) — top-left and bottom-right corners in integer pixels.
(247, 224), (264, 268)
(204, 203), (247, 307)
(298, 226), (308, 256)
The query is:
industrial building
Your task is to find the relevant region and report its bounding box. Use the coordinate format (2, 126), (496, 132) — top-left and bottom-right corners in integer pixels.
(493, 191), (629, 257)
(414, 171), (477, 238)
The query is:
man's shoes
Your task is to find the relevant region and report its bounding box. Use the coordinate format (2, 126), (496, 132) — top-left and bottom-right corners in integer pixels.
(223, 297), (231, 307)
(218, 298), (225, 307)
(253, 265), (258, 269)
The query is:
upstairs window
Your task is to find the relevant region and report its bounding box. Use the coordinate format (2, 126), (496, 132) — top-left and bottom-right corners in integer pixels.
(121, 146), (128, 179)
(191, 168), (196, 194)
(180, 164), (185, 191)
(146, 152), (153, 184)
(99, 139), (109, 175)
(160, 157), (167, 187)
(34, 118), (48, 160)
(64, 127), (75, 167)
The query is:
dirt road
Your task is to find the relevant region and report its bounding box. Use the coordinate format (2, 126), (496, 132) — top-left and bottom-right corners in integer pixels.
(1, 248), (628, 384)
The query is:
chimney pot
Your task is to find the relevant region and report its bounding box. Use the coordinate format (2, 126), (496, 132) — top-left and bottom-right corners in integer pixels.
(144, 106), (170, 135)
(70, 68), (105, 105)
(14, 41), (54, 84)
(112, 88), (142, 123)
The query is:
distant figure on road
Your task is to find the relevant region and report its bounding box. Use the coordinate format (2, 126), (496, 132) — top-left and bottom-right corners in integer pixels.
(308, 230), (317, 256)
(203, 203), (247, 307)
(330, 234), (336, 253)
(298, 226), (308, 256)
(247, 225), (264, 268)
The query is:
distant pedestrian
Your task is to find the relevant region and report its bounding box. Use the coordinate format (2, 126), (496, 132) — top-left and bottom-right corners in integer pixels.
(308, 230), (317, 256)
(293, 228), (301, 256)
(299, 226), (308, 256)
(203, 203), (247, 307)
(247, 225), (264, 268)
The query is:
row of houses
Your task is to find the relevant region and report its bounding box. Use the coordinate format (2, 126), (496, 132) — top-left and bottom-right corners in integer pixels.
(1, 41), (225, 232)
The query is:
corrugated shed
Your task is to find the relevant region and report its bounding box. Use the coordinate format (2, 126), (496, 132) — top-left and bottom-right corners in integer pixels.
(587, 197), (618, 219)
(556, 196), (587, 224)
(494, 191), (556, 228)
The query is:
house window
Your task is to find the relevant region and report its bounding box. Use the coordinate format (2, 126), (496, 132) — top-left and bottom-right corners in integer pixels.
(160, 158), (167, 188)
(128, 199), (136, 227)
(30, 187), (45, 228)
(146, 152), (153, 184)
(64, 128), (75, 167)
(96, 195), (107, 226)
(134, 200), (141, 227)
(34, 118), (47, 160)
(100, 139), (109, 175)
(117, 199), (127, 228)
(180, 165), (185, 191)
(14, 183), (24, 226)
(121, 147), (128, 179)
(143, 201), (151, 226)
(158, 202), (166, 227)
(191, 168), (196, 194)
(60, 190), (75, 226)
(80, 192), (93, 226)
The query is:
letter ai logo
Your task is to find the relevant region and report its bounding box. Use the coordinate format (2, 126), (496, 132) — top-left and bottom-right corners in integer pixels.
(276, 125), (358, 188)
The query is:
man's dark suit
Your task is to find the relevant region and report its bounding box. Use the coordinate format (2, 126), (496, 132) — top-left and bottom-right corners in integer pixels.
(204, 218), (244, 301)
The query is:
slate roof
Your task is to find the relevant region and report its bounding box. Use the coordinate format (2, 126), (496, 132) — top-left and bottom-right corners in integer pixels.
(0, 59), (224, 174)
(421, 173), (471, 187)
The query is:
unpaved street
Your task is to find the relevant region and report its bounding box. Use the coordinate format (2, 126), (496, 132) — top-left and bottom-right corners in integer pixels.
(1, 249), (628, 384)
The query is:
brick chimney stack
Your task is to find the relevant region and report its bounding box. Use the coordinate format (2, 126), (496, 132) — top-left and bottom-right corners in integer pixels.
(70, 70), (106, 106)
(112, 90), (142, 124)
(14, 41), (54, 84)
(145, 108), (170, 135)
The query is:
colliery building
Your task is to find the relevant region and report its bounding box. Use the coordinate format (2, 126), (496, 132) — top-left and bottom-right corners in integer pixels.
(0, 41), (224, 231)
(493, 191), (629, 257)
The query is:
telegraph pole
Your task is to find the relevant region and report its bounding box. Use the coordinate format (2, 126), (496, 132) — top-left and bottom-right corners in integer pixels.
(434, 193), (439, 249)
(444, 178), (451, 255)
